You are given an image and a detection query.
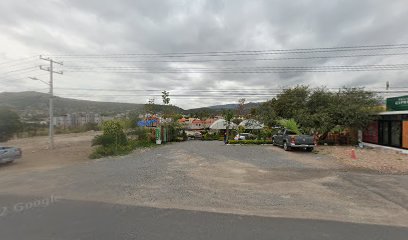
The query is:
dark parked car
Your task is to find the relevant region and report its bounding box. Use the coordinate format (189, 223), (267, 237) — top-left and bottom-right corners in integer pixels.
(0, 146), (22, 164)
(272, 129), (315, 151)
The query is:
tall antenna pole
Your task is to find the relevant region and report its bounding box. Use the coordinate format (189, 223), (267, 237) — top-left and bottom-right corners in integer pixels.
(39, 55), (63, 150)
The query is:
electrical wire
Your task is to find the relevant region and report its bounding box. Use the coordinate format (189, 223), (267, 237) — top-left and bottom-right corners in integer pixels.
(0, 55), (37, 66)
(46, 43), (408, 58)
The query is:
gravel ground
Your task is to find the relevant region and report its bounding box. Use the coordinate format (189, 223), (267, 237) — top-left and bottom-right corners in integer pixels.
(1, 140), (407, 227)
(1, 131), (99, 172)
(316, 145), (408, 174)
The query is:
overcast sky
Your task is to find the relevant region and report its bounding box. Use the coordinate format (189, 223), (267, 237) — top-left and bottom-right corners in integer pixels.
(1, 0), (408, 109)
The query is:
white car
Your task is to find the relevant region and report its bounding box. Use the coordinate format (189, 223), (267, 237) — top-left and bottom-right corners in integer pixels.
(234, 133), (253, 140)
(0, 146), (22, 164)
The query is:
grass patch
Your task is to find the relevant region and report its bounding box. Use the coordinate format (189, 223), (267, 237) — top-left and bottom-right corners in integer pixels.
(89, 139), (156, 159)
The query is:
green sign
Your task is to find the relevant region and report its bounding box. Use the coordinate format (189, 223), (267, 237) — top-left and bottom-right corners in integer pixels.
(155, 127), (161, 141)
(386, 95), (408, 111)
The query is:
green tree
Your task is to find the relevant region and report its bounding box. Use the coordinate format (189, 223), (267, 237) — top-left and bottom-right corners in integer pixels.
(222, 109), (234, 142)
(323, 88), (381, 138)
(92, 120), (128, 147)
(162, 90), (170, 105)
(276, 118), (301, 134)
(273, 86), (310, 120)
(252, 86), (382, 140)
(0, 108), (21, 142)
(255, 100), (277, 127)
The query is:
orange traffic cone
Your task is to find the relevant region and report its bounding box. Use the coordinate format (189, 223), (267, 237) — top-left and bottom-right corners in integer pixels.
(351, 149), (357, 160)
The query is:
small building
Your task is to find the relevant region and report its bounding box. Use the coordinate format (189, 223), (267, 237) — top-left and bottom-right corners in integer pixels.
(203, 118), (216, 128)
(209, 119), (238, 130)
(190, 119), (205, 130)
(239, 119), (264, 130)
(363, 95), (408, 149)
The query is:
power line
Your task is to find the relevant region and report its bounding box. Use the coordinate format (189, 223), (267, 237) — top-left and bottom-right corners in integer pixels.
(53, 90), (408, 97)
(58, 52), (408, 64)
(64, 69), (408, 74)
(0, 55), (37, 66)
(64, 63), (408, 70)
(1, 66), (37, 74)
(53, 87), (392, 92)
(61, 63), (408, 74)
(45, 43), (408, 58)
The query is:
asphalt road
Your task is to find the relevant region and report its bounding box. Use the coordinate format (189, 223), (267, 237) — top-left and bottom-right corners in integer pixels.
(1, 195), (408, 240)
(1, 141), (408, 239)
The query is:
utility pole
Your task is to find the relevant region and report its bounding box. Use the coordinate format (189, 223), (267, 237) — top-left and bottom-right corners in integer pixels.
(38, 55), (63, 150)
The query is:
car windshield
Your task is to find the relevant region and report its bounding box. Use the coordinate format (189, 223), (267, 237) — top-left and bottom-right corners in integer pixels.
(1, 1), (408, 239)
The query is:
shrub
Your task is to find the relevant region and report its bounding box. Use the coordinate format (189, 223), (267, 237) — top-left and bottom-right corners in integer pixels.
(276, 118), (301, 134)
(129, 139), (156, 148)
(90, 120), (130, 159)
(101, 120), (128, 145)
(202, 132), (220, 141)
(127, 127), (150, 141)
(89, 144), (134, 159)
(92, 134), (115, 147)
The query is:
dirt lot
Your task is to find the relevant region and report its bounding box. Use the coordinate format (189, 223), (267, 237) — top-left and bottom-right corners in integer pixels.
(316, 145), (408, 174)
(1, 140), (408, 228)
(2, 132), (408, 175)
(0, 132), (99, 172)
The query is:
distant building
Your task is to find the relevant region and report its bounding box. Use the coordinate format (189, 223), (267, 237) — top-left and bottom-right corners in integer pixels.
(190, 119), (204, 130)
(182, 118), (218, 130)
(53, 112), (109, 128)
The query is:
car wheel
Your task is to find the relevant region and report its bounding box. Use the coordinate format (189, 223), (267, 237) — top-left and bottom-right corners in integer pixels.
(306, 147), (314, 152)
(272, 138), (276, 145)
(283, 142), (290, 151)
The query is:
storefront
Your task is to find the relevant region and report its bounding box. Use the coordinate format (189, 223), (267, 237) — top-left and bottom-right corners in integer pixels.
(363, 95), (408, 149)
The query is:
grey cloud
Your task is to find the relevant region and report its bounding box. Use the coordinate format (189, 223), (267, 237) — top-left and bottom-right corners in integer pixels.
(0, 0), (408, 108)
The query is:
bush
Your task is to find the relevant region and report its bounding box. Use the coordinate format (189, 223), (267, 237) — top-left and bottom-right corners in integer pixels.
(129, 139), (155, 148)
(89, 144), (134, 159)
(258, 128), (273, 140)
(276, 118), (301, 134)
(181, 130), (188, 141)
(0, 108), (21, 142)
(89, 139), (156, 159)
(101, 120), (128, 145)
(92, 134), (115, 147)
(127, 127), (150, 141)
(202, 132), (220, 141)
(228, 139), (273, 145)
(90, 120), (130, 159)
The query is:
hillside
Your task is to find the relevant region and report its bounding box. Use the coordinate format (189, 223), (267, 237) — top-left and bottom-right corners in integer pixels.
(0, 91), (184, 117)
(0, 91), (262, 118)
(188, 102), (261, 115)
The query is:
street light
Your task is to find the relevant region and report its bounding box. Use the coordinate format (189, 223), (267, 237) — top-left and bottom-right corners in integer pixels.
(29, 77), (49, 86)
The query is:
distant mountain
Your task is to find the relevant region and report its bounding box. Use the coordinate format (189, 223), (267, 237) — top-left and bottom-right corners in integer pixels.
(0, 91), (263, 119)
(187, 102), (261, 115)
(0, 91), (184, 118)
(208, 103), (239, 109)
